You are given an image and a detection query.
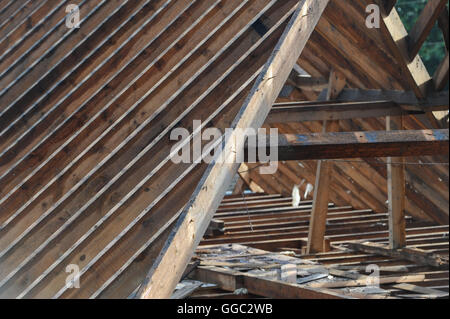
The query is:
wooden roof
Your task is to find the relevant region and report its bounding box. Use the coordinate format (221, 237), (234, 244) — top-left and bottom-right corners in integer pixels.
(0, 0), (447, 298)
(0, 0), (312, 299)
(239, 0), (449, 224)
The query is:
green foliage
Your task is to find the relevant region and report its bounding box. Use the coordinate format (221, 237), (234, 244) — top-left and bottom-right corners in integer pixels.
(396, 0), (447, 74)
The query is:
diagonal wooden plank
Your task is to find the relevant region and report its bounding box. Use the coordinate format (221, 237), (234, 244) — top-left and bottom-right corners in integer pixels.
(136, 0), (330, 299)
(433, 51), (449, 91)
(375, 1), (432, 98)
(437, 7), (449, 50)
(408, 0), (448, 60)
(382, 0), (397, 14)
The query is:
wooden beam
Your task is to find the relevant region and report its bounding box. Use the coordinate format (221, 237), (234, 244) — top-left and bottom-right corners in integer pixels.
(136, 0), (330, 299)
(245, 129), (450, 161)
(307, 70), (345, 254)
(392, 283), (449, 298)
(306, 155), (334, 254)
(319, 87), (444, 130)
(376, 3), (432, 98)
(267, 90), (449, 123)
(345, 241), (449, 268)
(437, 7), (449, 50)
(309, 274), (426, 289)
(408, 0), (448, 60)
(190, 266), (352, 299)
(433, 52), (449, 91)
(382, 0), (397, 14)
(387, 115), (406, 249)
(241, 271), (350, 299)
(296, 75), (328, 91)
(268, 102), (406, 123)
(316, 89), (449, 111)
(325, 69), (346, 101)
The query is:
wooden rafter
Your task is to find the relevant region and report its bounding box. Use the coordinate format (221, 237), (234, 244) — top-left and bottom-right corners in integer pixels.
(434, 52), (449, 91)
(0, 0), (309, 299)
(408, 0), (448, 61)
(375, 1), (432, 98)
(437, 7), (449, 50)
(136, 0), (330, 299)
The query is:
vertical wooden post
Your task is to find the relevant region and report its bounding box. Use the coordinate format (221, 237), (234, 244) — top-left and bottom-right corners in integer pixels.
(387, 115), (406, 249)
(307, 70), (345, 254)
